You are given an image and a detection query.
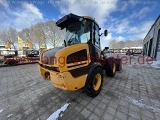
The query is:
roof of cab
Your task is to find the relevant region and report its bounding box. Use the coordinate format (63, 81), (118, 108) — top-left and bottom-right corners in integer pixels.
(83, 16), (99, 26)
(56, 13), (99, 29)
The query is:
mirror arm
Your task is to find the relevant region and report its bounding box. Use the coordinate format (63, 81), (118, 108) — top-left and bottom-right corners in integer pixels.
(64, 40), (67, 47)
(99, 33), (103, 36)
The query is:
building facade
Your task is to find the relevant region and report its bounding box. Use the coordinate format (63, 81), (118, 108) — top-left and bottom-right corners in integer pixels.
(143, 15), (160, 60)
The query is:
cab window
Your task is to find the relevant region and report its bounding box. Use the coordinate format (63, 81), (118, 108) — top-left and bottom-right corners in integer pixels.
(94, 24), (100, 48)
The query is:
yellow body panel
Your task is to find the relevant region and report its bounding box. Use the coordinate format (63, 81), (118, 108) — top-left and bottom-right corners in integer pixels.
(5, 41), (11, 49)
(83, 16), (99, 26)
(39, 66), (51, 80)
(54, 43), (91, 71)
(39, 43), (91, 90)
(39, 65), (88, 90)
(50, 70), (87, 91)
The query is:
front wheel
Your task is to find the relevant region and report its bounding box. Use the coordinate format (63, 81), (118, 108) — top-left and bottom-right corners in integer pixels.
(85, 67), (103, 97)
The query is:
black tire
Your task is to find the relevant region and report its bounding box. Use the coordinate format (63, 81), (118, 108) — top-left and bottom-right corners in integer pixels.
(114, 58), (122, 71)
(85, 67), (103, 97)
(116, 62), (122, 71)
(105, 61), (116, 77)
(8, 59), (17, 66)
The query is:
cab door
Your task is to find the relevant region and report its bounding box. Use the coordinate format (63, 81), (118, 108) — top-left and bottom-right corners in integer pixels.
(88, 22), (101, 62)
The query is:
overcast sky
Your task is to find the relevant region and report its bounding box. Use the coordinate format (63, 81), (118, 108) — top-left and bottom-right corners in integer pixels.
(0, 0), (160, 48)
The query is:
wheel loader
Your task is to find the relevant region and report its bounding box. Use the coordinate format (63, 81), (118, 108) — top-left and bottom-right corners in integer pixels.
(38, 13), (122, 97)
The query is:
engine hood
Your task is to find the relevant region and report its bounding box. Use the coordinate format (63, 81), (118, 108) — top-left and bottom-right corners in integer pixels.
(41, 46), (64, 65)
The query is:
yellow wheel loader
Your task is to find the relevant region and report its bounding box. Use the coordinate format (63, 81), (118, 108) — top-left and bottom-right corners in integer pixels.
(39, 13), (122, 97)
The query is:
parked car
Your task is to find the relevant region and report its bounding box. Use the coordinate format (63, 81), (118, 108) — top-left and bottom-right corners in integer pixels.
(25, 49), (39, 57)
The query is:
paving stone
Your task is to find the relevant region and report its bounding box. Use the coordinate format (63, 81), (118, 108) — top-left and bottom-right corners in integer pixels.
(119, 100), (129, 108)
(88, 113), (100, 120)
(81, 108), (91, 118)
(75, 114), (87, 120)
(129, 109), (141, 120)
(129, 104), (140, 113)
(93, 107), (104, 117)
(80, 99), (89, 106)
(97, 102), (107, 110)
(37, 107), (46, 115)
(86, 103), (96, 111)
(113, 117), (119, 120)
(141, 115), (153, 120)
(60, 109), (78, 120)
(0, 58), (160, 120)
(155, 113), (160, 120)
(108, 102), (119, 110)
(26, 112), (37, 120)
(141, 110), (155, 119)
(15, 114), (23, 120)
(74, 104), (84, 112)
(118, 105), (129, 115)
(102, 112), (114, 120)
(40, 111), (50, 120)
(116, 111), (127, 120)
(101, 97), (110, 105)
(23, 107), (34, 117)
(128, 116), (138, 120)
(91, 99), (99, 106)
(106, 106), (116, 116)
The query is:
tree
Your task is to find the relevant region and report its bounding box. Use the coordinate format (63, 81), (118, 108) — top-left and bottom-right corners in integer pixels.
(1, 20), (66, 50)
(0, 30), (8, 44)
(18, 28), (32, 42)
(135, 39), (143, 47)
(117, 41), (125, 49)
(30, 22), (47, 49)
(109, 39), (143, 49)
(44, 20), (65, 47)
(109, 40), (117, 49)
(0, 27), (18, 49)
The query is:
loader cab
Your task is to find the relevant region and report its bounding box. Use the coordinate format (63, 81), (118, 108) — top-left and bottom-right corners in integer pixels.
(56, 14), (102, 49)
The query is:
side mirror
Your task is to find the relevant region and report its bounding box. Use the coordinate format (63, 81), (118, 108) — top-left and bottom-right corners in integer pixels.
(105, 47), (109, 50)
(104, 30), (108, 36)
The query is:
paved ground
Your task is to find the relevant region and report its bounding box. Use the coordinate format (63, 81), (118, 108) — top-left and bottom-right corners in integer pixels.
(0, 55), (160, 120)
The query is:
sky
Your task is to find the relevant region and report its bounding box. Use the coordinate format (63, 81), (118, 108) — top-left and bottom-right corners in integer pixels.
(0, 0), (160, 49)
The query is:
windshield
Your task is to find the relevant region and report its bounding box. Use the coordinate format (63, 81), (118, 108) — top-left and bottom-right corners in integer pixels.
(65, 19), (91, 46)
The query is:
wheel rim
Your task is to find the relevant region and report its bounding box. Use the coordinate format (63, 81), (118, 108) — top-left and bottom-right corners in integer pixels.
(113, 63), (116, 73)
(93, 73), (101, 91)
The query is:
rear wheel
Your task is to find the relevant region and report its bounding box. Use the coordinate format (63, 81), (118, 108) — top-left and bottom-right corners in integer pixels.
(85, 67), (103, 97)
(4, 59), (17, 66)
(105, 62), (116, 77)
